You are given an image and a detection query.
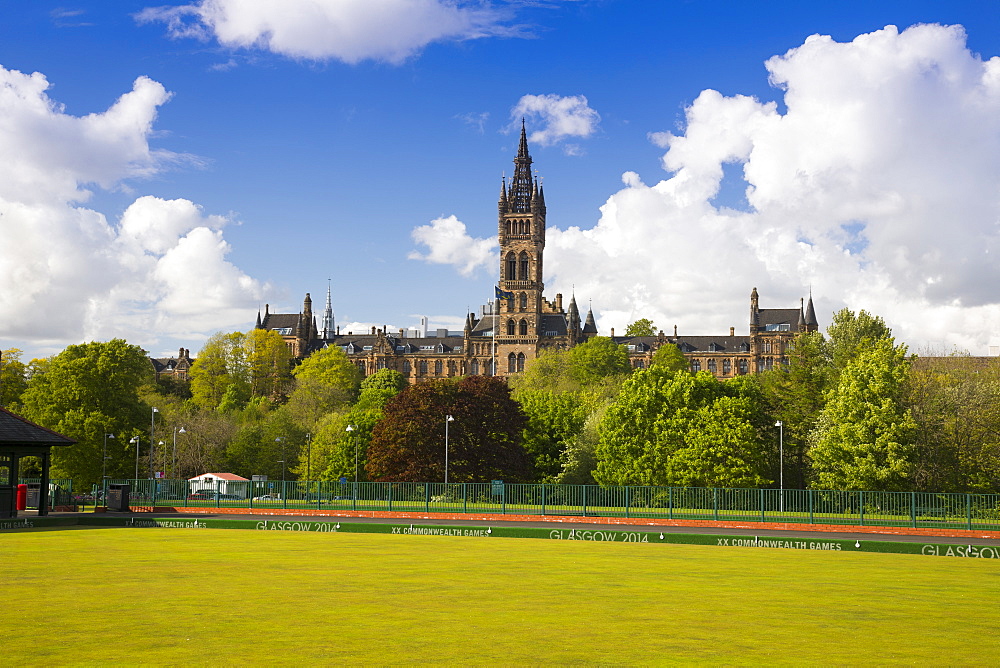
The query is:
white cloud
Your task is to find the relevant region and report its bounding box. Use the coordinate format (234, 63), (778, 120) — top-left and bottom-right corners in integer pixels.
(511, 94), (601, 149)
(414, 24), (1000, 354)
(138, 0), (516, 65)
(0, 66), (267, 355)
(408, 215), (495, 277)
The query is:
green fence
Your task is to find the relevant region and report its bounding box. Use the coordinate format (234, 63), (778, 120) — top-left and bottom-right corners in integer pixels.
(16, 478), (74, 510)
(96, 479), (1000, 531)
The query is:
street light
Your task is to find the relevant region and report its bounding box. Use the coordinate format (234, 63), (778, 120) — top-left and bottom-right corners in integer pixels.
(172, 427), (186, 479)
(129, 436), (140, 480)
(775, 420), (784, 514)
(346, 425), (358, 482)
(149, 407), (159, 479)
(444, 415), (454, 485)
(102, 434), (114, 491)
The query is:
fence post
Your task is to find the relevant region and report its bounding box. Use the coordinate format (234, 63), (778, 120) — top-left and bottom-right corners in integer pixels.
(463, 483), (468, 514)
(967, 493), (972, 530)
(388, 484), (393, 512)
(583, 485), (588, 517)
(353, 482), (357, 512)
(713, 488), (718, 522)
(625, 486), (630, 519)
(911, 491), (916, 528)
(760, 488), (765, 523)
(541, 483), (547, 517)
(859, 490), (864, 526)
(425, 484), (430, 513)
(669, 487), (674, 520)
(808, 489), (813, 524)
(502, 484), (506, 515)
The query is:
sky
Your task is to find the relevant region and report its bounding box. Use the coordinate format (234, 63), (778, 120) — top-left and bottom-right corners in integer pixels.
(4, 0), (1000, 361)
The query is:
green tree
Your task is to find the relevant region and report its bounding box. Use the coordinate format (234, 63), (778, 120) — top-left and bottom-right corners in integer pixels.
(19, 340), (152, 488)
(565, 336), (632, 386)
(758, 331), (831, 488)
(826, 308), (893, 373)
(367, 376), (530, 482)
(625, 318), (656, 337)
(516, 389), (588, 481)
(650, 343), (689, 374)
(809, 337), (916, 491)
(595, 367), (768, 488)
(190, 330), (294, 410)
(1, 348), (28, 408)
(285, 345), (362, 429)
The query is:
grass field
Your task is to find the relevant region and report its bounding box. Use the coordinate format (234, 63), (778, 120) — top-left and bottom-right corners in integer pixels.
(4, 527), (999, 664)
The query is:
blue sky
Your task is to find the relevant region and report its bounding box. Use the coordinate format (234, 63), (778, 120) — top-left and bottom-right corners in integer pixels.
(4, 0), (1000, 360)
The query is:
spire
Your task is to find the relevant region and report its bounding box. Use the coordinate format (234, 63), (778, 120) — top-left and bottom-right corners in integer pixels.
(568, 295), (580, 332)
(509, 120), (534, 213)
(805, 290), (818, 328)
(499, 175), (508, 210)
(750, 287), (759, 326)
(256, 309), (262, 329)
(322, 280), (335, 339)
(798, 297), (807, 329)
(583, 307), (598, 335)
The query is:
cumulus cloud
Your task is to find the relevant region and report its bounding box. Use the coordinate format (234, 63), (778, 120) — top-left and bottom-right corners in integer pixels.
(408, 215), (496, 277)
(137, 0), (517, 64)
(510, 94), (601, 150)
(0, 65), (266, 353)
(414, 24), (1000, 353)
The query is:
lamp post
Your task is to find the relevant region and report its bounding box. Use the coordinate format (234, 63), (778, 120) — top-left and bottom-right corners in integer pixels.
(306, 432), (312, 483)
(130, 436), (140, 480)
(346, 425), (358, 482)
(775, 420), (784, 513)
(157, 442), (165, 478)
(102, 433), (114, 481)
(172, 427), (186, 479)
(444, 415), (454, 485)
(149, 407), (159, 478)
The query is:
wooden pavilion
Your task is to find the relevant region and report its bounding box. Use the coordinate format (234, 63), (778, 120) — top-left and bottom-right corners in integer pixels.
(0, 406), (75, 518)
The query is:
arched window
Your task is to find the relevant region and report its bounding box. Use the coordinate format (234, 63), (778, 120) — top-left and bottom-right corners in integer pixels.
(691, 359), (701, 372)
(419, 360), (428, 374)
(505, 220), (511, 235)
(519, 292), (527, 312)
(722, 359), (731, 375)
(707, 359), (717, 374)
(434, 360), (442, 375)
(505, 252), (517, 280)
(519, 252), (529, 280)
(519, 319), (528, 336)
(508, 353), (517, 373)
(517, 352), (525, 372)
(507, 319), (515, 336)
(524, 220), (531, 235)
(403, 360), (411, 374)
(471, 359), (480, 375)
(738, 359), (748, 375)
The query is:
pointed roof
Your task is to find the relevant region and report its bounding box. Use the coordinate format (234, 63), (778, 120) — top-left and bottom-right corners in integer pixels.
(798, 298), (807, 328)
(508, 120), (534, 213)
(568, 295), (580, 320)
(583, 307), (598, 334)
(0, 406), (75, 446)
(805, 291), (818, 327)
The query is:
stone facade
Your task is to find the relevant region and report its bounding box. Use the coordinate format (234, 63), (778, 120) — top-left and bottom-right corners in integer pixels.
(256, 124), (818, 382)
(151, 347), (195, 381)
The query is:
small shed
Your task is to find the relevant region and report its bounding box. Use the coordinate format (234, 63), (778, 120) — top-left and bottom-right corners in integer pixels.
(0, 406), (76, 518)
(188, 472), (249, 497)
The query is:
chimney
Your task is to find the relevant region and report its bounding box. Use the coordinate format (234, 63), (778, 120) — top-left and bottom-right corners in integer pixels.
(555, 293), (563, 310)
(730, 327), (735, 337)
(371, 326), (376, 335)
(610, 327), (615, 338)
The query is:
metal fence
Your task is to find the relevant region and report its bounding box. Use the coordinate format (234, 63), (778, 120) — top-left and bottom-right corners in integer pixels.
(96, 478), (1000, 531)
(16, 478), (74, 510)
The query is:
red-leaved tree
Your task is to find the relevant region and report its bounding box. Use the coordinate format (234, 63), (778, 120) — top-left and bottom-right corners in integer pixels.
(366, 375), (530, 482)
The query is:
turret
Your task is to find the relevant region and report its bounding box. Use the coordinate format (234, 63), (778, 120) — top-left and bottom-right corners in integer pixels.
(804, 291), (818, 331)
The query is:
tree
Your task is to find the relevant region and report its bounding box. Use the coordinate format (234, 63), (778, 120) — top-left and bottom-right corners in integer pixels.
(650, 343), (689, 374)
(625, 318), (656, 337)
(1, 348), (28, 408)
(285, 345), (362, 429)
(190, 330), (294, 410)
(566, 336), (632, 386)
(516, 389), (588, 481)
(595, 367), (768, 488)
(809, 337), (916, 491)
(18, 340), (152, 488)
(367, 376), (530, 482)
(826, 308), (893, 374)
(758, 331), (831, 488)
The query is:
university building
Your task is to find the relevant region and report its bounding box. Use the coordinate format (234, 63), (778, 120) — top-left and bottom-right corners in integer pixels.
(256, 124), (818, 382)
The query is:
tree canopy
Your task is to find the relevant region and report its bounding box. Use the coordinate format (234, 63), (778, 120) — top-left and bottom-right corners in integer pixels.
(367, 376), (530, 482)
(190, 329), (294, 410)
(625, 318), (656, 337)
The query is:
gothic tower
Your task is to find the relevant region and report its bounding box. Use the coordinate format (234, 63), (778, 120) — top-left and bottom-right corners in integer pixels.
(498, 121), (546, 344)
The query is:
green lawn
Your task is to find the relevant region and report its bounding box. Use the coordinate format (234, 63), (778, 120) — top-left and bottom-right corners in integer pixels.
(5, 527), (999, 664)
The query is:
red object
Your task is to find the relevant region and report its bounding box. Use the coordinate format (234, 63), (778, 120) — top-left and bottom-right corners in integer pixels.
(16, 484), (27, 511)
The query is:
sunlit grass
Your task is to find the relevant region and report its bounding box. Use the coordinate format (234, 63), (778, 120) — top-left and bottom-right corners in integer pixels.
(5, 527), (999, 664)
